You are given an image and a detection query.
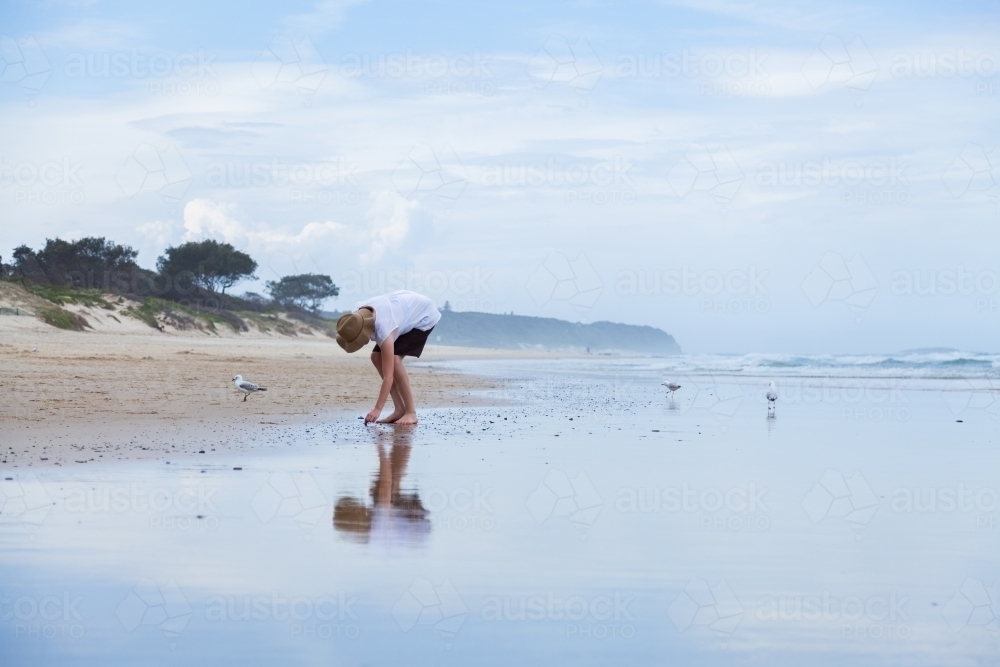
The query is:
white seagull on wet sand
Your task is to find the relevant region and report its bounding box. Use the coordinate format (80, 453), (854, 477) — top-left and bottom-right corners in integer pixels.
(233, 375), (267, 401)
(766, 381), (778, 414)
(662, 381), (681, 397)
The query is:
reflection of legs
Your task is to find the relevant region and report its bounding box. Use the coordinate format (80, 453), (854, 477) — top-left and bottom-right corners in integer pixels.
(371, 431), (415, 508)
(371, 350), (407, 423)
(374, 441), (392, 506)
(392, 356), (419, 425)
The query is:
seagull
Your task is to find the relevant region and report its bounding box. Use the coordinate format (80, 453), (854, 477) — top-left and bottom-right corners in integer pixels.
(766, 381), (777, 416)
(233, 375), (267, 402)
(662, 382), (681, 399)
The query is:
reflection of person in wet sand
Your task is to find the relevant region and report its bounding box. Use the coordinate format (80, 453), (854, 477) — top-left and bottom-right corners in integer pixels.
(333, 429), (430, 545)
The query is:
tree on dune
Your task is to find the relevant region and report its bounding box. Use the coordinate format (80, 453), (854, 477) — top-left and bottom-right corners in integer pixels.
(266, 273), (339, 313)
(156, 240), (257, 295)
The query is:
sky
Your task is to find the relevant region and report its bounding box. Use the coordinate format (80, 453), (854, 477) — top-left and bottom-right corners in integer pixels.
(0, 0), (998, 354)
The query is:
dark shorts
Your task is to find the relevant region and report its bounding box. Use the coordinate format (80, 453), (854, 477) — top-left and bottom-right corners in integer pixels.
(374, 327), (434, 358)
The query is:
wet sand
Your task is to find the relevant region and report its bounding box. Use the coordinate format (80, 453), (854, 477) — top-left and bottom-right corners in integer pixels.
(0, 325), (561, 468)
(1, 360), (996, 666)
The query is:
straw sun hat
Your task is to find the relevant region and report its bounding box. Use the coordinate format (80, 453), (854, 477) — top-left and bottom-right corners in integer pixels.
(336, 308), (375, 353)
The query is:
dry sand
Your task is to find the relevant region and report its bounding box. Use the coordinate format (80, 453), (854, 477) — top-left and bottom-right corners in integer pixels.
(0, 312), (549, 469)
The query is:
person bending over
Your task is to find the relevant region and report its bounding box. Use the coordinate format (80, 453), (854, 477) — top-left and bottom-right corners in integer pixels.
(335, 290), (441, 425)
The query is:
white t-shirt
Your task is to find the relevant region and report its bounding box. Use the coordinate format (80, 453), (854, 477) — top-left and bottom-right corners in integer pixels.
(354, 291), (442, 345)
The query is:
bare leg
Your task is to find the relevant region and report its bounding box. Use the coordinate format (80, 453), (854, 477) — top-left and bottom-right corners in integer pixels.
(371, 351), (406, 423)
(243, 394), (247, 402)
(391, 356), (419, 425)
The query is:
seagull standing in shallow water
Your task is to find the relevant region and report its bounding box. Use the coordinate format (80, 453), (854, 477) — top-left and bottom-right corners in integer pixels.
(662, 382), (681, 400)
(766, 381), (777, 416)
(233, 375), (267, 402)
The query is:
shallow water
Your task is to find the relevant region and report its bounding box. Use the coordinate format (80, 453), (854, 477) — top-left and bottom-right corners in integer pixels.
(2, 358), (998, 665)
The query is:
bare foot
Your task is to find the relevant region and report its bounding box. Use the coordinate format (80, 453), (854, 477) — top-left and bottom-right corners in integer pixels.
(377, 410), (405, 424)
(394, 412), (419, 425)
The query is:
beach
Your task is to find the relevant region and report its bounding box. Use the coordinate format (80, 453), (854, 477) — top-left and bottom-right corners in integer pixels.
(2, 348), (998, 665)
(0, 320), (522, 468)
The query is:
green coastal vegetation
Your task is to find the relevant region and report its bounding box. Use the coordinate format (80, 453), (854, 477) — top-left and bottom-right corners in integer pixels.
(1, 236), (679, 352)
(0, 236), (339, 335)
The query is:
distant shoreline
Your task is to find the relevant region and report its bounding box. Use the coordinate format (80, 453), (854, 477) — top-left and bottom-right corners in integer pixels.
(324, 308), (683, 355)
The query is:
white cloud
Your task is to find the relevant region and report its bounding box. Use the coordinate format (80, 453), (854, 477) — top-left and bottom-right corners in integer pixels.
(136, 220), (176, 248)
(282, 0), (370, 36)
(177, 196), (415, 266)
(181, 198), (347, 252)
(35, 18), (142, 51)
(361, 191), (420, 263)
(181, 199), (249, 246)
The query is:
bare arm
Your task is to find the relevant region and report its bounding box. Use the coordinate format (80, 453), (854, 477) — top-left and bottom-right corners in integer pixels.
(365, 333), (396, 424)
